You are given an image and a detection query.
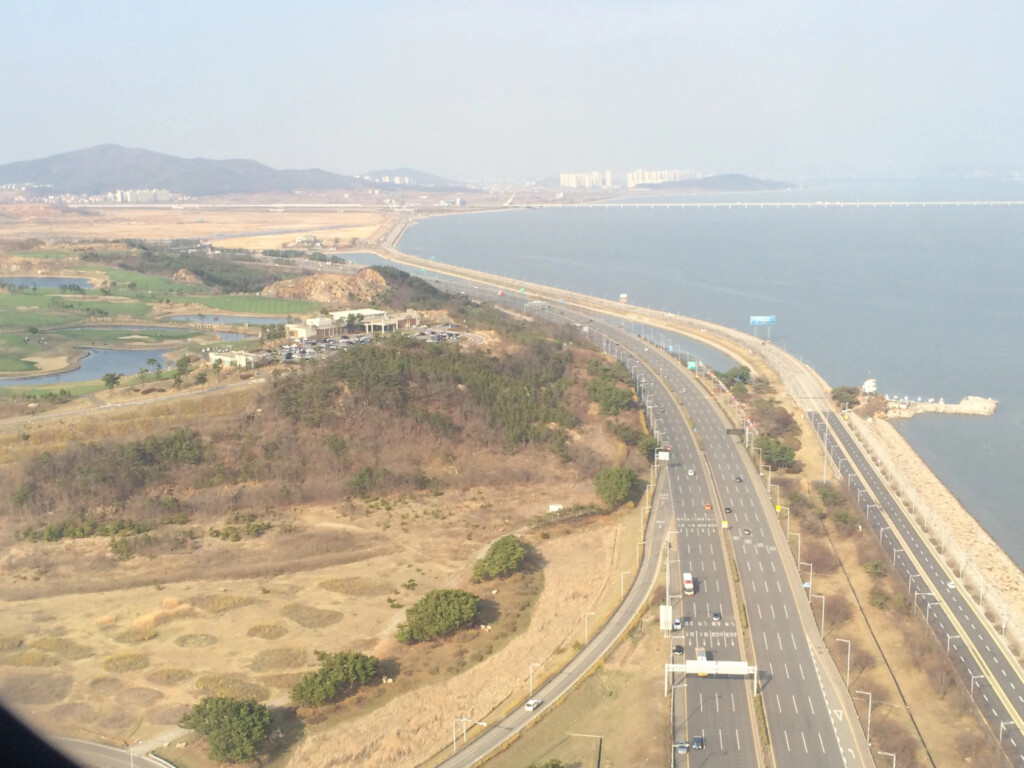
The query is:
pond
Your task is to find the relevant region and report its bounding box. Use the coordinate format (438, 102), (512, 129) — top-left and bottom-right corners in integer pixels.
(0, 347), (183, 388)
(0, 276), (93, 290)
(168, 314), (289, 326)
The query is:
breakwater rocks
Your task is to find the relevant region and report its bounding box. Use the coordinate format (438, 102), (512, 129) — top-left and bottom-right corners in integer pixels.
(884, 395), (998, 419)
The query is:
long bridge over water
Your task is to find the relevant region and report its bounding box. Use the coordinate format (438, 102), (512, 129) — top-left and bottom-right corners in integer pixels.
(517, 199), (1024, 210)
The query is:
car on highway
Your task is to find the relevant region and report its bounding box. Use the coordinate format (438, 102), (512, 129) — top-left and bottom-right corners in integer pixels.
(673, 617), (682, 630)
(743, 528), (751, 535)
(673, 644), (684, 656)
(712, 611), (722, 623)
(704, 502), (712, 510)
(947, 580), (956, 590)
(735, 476), (743, 482)
(676, 741), (689, 755)
(524, 699), (541, 711)
(688, 468), (695, 477)
(692, 736), (705, 750)
(725, 506), (732, 513)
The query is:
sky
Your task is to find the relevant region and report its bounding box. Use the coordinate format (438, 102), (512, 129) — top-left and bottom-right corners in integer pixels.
(3, 1), (1023, 183)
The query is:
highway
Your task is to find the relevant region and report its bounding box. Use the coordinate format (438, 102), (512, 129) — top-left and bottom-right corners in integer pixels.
(811, 409), (1024, 765)
(54, 738), (171, 768)
(748, 333), (1024, 766)
(594, 324), (866, 768)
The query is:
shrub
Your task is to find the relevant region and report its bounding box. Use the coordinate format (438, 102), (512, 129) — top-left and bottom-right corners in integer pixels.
(290, 651), (380, 707)
(179, 696), (272, 763)
(472, 535), (527, 582)
(396, 589), (479, 644)
(594, 467), (637, 508)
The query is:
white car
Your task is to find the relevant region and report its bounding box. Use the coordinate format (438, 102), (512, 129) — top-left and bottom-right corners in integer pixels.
(524, 699), (542, 712)
(687, 468), (695, 477)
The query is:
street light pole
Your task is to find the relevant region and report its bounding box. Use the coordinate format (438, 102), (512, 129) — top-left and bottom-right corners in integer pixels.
(878, 749), (895, 768)
(800, 561), (813, 594)
(855, 690), (873, 744)
(584, 611), (596, 644)
(836, 638), (851, 687)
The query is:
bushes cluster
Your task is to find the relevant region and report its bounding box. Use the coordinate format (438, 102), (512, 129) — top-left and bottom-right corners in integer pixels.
(396, 589), (479, 644)
(179, 696), (272, 763)
(472, 535), (527, 582)
(290, 651), (380, 707)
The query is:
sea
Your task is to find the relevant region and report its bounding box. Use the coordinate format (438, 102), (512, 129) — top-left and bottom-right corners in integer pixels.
(396, 180), (1024, 569)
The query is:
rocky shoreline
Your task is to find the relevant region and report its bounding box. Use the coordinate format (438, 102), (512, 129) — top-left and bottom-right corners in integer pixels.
(883, 395), (998, 420)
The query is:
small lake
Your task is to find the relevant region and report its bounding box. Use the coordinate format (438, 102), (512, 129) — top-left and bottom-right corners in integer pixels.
(0, 277), (92, 290)
(0, 347), (182, 388)
(168, 314), (288, 326)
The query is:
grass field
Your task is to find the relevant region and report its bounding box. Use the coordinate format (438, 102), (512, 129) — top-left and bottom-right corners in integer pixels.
(97, 268), (194, 295)
(181, 294), (318, 315)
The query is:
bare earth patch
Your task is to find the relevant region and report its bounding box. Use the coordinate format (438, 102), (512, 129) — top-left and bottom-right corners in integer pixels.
(146, 668), (193, 686)
(115, 687), (164, 707)
(49, 702), (99, 727)
(101, 653), (149, 673)
(174, 634), (217, 648)
(194, 674), (268, 701)
(2, 673), (73, 705)
(247, 624), (288, 640)
(148, 703), (190, 726)
(250, 648), (311, 672)
(280, 603), (343, 629)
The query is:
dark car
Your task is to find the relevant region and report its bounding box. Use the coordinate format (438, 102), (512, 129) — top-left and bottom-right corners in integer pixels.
(692, 736), (705, 750)
(736, 476), (743, 482)
(712, 611), (722, 623)
(673, 644), (684, 656)
(725, 507), (733, 514)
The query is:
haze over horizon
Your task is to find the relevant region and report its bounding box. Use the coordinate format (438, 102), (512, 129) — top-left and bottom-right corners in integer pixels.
(4, 1), (1022, 183)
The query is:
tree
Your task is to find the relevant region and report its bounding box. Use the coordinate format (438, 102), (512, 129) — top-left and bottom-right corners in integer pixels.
(527, 761), (565, 768)
(586, 378), (633, 415)
(753, 435), (795, 469)
(396, 589), (479, 644)
(816, 485), (845, 507)
(212, 358), (224, 380)
(175, 355), (192, 382)
(291, 651), (380, 707)
(594, 467), (637, 508)
(137, 366), (148, 383)
(195, 371), (208, 390)
(831, 386), (860, 409)
(472, 535), (527, 582)
(863, 560), (888, 579)
(102, 372), (121, 390)
(718, 365), (751, 385)
(179, 696), (272, 763)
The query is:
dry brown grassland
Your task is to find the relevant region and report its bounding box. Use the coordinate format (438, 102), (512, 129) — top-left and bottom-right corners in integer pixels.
(0, 329), (654, 768)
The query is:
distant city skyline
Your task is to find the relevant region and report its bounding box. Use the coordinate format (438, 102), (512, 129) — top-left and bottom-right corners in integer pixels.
(3, 2), (1023, 183)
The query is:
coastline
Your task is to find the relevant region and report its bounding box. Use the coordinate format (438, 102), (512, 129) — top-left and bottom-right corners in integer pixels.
(383, 210), (1024, 640)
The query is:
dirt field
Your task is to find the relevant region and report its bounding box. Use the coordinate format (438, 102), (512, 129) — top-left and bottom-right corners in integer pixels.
(0, 204), (390, 250)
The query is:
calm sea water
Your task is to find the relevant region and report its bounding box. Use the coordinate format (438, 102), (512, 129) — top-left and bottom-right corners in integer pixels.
(399, 185), (1024, 567)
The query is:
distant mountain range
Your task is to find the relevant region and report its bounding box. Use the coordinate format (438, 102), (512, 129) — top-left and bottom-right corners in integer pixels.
(0, 146), (462, 197)
(635, 173), (795, 192)
(361, 167), (461, 188)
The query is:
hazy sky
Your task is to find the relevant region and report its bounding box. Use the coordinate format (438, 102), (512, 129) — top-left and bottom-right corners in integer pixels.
(4, 1), (1022, 182)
